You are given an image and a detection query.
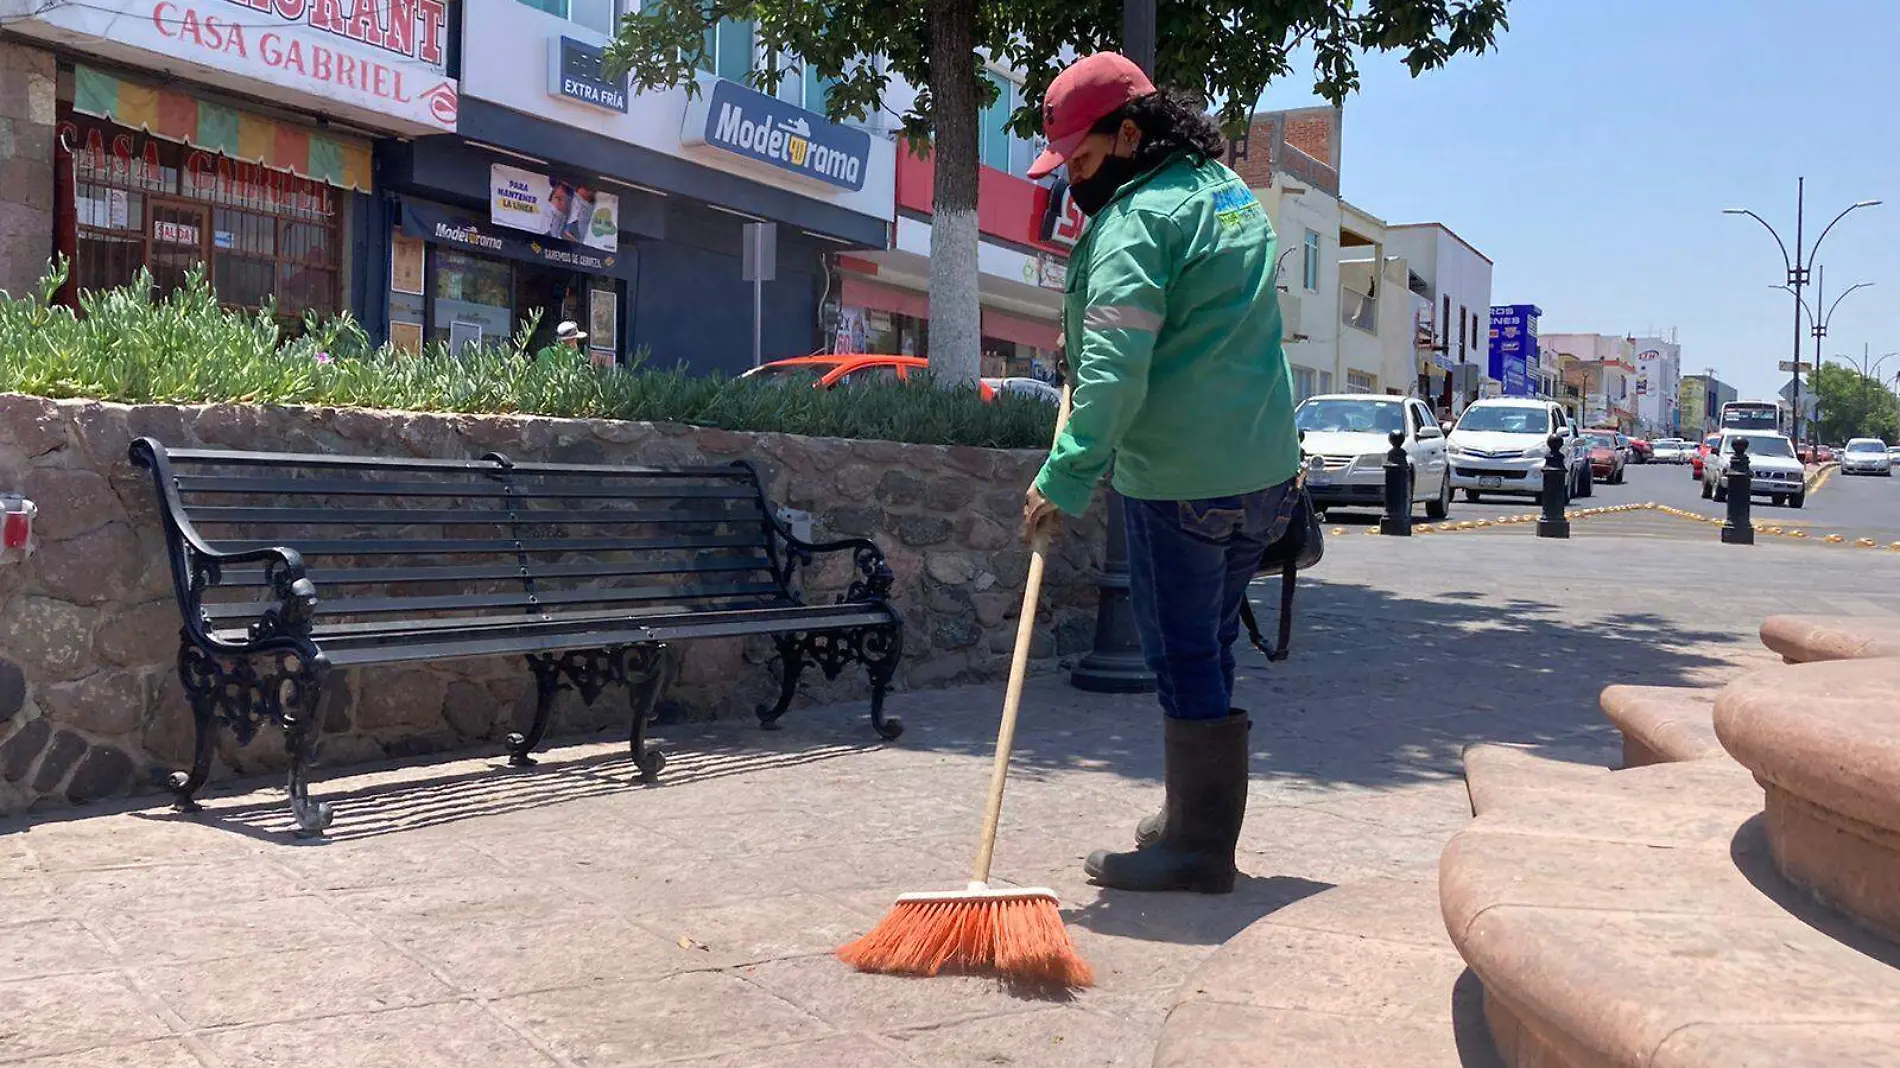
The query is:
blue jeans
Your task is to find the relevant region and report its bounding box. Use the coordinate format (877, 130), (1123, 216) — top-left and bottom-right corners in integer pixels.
(1123, 481), (1298, 720)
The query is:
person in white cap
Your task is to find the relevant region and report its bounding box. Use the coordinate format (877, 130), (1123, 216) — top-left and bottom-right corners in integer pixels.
(554, 321), (588, 351)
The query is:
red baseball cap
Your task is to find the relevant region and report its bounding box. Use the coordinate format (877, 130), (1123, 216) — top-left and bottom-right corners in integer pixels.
(1028, 52), (1157, 180)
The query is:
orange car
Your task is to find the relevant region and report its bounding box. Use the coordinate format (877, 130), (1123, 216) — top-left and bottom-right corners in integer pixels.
(742, 355), (997, 401)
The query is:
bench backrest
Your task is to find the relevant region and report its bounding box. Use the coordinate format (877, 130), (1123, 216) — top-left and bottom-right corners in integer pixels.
(137, 442), (793, 639)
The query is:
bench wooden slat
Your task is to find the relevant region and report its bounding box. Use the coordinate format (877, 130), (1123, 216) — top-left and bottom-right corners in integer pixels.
(184, 505), (760, 526)
(216, 555), (774, 589)
(200, 579), (788, 623)
(205, 533), (764, 556)
(165, 447), (742, 479)
(173, 474), (759, 500)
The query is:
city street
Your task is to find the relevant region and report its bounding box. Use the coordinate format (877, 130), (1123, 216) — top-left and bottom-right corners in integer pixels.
(1324, 460), (1900, 545)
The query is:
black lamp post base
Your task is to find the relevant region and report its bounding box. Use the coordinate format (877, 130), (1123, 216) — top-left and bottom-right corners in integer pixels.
(1070, 490), (1157, 695)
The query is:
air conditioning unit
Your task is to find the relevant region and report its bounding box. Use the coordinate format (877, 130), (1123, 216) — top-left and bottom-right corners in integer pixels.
(1279, 291), (1308, 342)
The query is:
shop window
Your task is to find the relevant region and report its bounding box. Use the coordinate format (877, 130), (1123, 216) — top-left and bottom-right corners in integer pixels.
(1318, 370), (1334, 395)
(1293, 366), (1317, 402)
(980, 72), (1017, 172)
(66, 112), (341, 331)
(517, 0), (616, 34)
(700, 17), (753, 81)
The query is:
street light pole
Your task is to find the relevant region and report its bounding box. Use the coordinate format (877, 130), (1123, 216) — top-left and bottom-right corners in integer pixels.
(1776, 271), (1874, 440)
(1070, 0), (1160, 695)
(1724, 179), (1879, 445)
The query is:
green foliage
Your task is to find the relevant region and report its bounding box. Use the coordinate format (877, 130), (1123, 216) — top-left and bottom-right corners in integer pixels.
(1807, 361), (1900, 444)
(604, 0), (1512, 144)
(0, 265), (1055, 450)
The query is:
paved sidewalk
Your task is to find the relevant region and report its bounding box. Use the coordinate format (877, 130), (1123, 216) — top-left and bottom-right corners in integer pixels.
(0, 535), (1850, 1067)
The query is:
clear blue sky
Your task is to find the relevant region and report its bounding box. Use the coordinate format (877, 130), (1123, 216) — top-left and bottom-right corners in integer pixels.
(1266, 0), (1900, 401)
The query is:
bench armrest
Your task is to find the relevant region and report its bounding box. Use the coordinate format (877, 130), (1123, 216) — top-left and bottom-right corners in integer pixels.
(130, 437), (321, 655)
(765, 515), (896, 605)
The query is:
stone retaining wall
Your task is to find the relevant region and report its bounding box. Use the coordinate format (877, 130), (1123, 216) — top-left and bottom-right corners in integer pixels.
(0, 395), (1104, 815)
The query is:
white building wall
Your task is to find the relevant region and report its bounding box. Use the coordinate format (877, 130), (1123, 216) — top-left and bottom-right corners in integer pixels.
(1632, 338), (1682, 435)
(1257, 181), (1342, 401)
(1384, 224), (1494, 408)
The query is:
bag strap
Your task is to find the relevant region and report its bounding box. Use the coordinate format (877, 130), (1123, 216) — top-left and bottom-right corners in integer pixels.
(1240, 559), (1299, 662)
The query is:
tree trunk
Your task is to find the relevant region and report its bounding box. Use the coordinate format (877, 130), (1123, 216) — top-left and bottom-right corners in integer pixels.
(924, 0), (981, 387)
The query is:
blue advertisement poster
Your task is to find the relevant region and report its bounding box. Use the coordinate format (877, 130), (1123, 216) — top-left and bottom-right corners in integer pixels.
(1488, 304), (1541, 398)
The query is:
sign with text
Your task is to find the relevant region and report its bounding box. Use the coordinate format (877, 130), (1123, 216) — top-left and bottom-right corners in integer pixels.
(681, 78), (870, 191)
(489, 163), (619, 252)
(1487, 303), (1541, 398)
(547, 36), (627, 112)
(10, 0), (457, 133)
(403, 200), (637, 280)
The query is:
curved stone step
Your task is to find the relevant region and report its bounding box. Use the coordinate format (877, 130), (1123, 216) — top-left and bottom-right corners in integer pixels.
(1154, 871), (1501, 1068)
(1442, 751), (1900, 1068)
(1461, 743), (1611, 816)
(1759, 615), (1900, 664)
(1598, 684), (1723, 766)
(1716, 656), (1900, 942)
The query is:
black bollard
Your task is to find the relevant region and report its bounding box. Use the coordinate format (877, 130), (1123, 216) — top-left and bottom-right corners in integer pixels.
(1379, 428), (1412, 536)
(1536, 431), (1570, 539)
(1721, 437), (1755, 545)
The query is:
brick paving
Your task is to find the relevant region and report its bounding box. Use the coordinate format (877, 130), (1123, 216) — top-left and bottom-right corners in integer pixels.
(0, 534), (1859, 1068)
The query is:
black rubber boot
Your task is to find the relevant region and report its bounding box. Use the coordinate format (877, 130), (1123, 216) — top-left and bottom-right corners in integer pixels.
(1134, 710), (1248, 848)
(1087, 712), (1249, 893)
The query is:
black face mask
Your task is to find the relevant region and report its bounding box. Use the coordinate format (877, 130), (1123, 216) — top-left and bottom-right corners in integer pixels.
(1069, 155), (1141, 216)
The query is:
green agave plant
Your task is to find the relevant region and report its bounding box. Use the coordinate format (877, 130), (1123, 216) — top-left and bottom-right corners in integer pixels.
(0, 263), (1054, 450)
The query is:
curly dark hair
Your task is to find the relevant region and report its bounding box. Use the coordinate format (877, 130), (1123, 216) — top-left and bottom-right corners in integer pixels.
(1089, 88), (1228, 171)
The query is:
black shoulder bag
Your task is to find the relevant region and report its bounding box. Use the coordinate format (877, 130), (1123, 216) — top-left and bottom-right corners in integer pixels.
(1238, 485), (1325, 661)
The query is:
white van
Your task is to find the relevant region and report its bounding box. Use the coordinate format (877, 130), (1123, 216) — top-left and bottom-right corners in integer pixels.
(1446, 398), (1591, 502)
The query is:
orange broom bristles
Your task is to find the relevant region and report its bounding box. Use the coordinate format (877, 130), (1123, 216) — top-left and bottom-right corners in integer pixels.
(836, 886), (1093, 988)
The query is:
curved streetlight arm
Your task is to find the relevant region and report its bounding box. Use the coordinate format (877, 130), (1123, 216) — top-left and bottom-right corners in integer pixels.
(1823, 282), (1876, 330)
(1772, 284), (1815, 325)
(1725, 208), (1794, 274)
(1808, 200), (1882, 266)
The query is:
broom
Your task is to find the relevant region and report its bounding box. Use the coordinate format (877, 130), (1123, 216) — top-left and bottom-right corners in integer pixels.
(836, 383), (1093, 989)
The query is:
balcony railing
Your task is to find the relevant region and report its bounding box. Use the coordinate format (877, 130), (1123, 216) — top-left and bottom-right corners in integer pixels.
(1340, 286), (1377, 333)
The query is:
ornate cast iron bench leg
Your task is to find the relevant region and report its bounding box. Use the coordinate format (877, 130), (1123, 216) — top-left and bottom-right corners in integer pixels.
(625, 643), (672, 783)
(279, 658), (332, 837)
(756, 632), (806, 732)
(508, 655), (564, 767)
(169, 639), (222, 813)
(864, 624), (905, 742)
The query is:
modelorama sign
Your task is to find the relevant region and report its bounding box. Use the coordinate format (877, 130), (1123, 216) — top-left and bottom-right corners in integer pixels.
(19, 0), (456, 132)
(681, 78), (870, 192)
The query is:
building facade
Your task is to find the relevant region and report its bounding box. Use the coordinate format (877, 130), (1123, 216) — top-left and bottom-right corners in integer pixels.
(1487, 304), (1540, 398)
(0, 0), (459, 330)
(426, 0), (896, 370)
(1234, 107), (1345, 402)
(1384, 223), (1494, 415)
(1545, 332), (1638, 431)
(1630, 336), (1682, 436)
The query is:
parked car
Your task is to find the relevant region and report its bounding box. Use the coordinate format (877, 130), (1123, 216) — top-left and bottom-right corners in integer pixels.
(743, 355), (1000, 400)
(1446, 398), (1590, 503)
(1691, 433), (1721, 480)
(1650, 438), (1690, 463)
(1817, 444), (1837, 464)
(982, 377), (1062, 405)
(1582, 430), (1627, 484)
(1704, 431), (1806, 507)
(1627, 437), (1653, 464)
(1841, 438), (1893, 476)
(1887, 445), (1900, 466)
(1295, 394), (1452, 519)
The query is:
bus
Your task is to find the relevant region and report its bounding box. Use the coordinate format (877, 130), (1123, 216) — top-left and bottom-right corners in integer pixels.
(1720, 400), (1787, 435)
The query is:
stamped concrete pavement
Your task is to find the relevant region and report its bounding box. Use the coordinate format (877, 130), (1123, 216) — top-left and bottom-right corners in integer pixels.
(0, 533), (1856, 1067)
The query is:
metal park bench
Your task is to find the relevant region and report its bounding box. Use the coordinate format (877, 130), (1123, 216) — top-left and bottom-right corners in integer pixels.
(130, 439), (905, 835)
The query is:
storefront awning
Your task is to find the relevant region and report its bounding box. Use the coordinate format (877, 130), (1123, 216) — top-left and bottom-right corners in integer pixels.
(72, 65), (371, 193)
(840, 276), (929, 321)
(981, 308), (1060, 351)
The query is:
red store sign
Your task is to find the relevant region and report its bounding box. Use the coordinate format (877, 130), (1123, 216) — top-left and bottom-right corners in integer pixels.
(896, 150), (1080, 256)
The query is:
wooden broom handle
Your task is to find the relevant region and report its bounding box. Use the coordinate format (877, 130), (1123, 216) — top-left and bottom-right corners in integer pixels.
(971, 382), (1073, 885)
